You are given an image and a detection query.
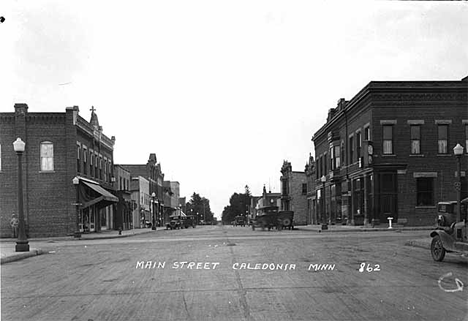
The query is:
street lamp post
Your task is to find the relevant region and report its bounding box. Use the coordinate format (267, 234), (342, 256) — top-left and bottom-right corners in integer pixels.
(151, 192), (157, 230)
(453, 143), (464, 223)
(321, 175), (328, 230)
(13, 138), (29, 252)
(72, 177), (82, 238)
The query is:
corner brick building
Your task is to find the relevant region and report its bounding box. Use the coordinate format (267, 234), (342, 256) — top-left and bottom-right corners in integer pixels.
(0, 104), (118, 237)
(312, 76), (468, 226)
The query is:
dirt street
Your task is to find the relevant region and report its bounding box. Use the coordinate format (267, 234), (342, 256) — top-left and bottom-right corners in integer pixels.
(1, 225), (467, 321)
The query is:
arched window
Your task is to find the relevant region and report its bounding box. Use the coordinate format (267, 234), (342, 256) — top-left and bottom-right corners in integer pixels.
(40, 141), (54, 171)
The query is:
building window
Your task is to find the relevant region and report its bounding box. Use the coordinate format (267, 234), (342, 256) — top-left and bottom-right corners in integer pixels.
(83, 149), (88, 175)
(104, 159), (107, 182)
(302, 183), (307, 195)
(94, 153), (99, 179)
(416, 177), (434, 206)
(90, 152), (94, 177)
(349, 136), (354, 163)
(438, 124), (448, 154)
(383, 125), (393, 155)
(356, 131), (362, 158)
(100, 157), (103, 180)
(324, 152), (327, 174)
(40, 142), (54, 171)
(364, 126), (371, 141)
(334, 145), (341, 169)
(465, 125), (468, 154)
(410, 125), (421, 154)
(77, 145), (81, 173)
(0, 144), (2, 171)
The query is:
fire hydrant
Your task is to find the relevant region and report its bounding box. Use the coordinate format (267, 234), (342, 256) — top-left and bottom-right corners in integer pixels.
(118, 227), (122, 235)
(387, 217), (393, 229)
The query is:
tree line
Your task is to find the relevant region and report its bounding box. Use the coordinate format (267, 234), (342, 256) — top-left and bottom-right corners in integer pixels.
(221, 185), (252, 224)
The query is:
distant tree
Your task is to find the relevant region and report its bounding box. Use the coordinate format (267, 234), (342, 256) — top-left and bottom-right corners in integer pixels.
(186, 192), (214, 224)
(222, 187), (251, 224)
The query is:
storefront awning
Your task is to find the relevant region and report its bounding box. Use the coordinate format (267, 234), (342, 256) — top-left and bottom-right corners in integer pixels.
(81, 181), (118, 208)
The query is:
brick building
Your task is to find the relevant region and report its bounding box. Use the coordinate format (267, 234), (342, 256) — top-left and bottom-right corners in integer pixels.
(0, 104), (118, 237)
(118, 155), (180, 227)
(280, 160), (308, 225)
(114, 165), (133, 230)
(312, 76), (468, 226)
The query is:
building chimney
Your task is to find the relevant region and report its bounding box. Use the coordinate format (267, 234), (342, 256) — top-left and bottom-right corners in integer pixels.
(14, 103), (28, 115)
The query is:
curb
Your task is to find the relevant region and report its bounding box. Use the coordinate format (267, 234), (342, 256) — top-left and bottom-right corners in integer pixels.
(0, 229), (155, 243)
(0, 249), (45, 265)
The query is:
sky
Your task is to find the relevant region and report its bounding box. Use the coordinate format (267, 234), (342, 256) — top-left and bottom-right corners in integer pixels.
(1, 1), (467, 218)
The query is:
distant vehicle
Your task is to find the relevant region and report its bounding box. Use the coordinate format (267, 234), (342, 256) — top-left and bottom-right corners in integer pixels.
(430, 198), (468, 262)
(166, 216), (182, 230)
(278, 210), (294, 230)
(234, 215), (246, 227)
(182, 215), (196, 228)
(251, 206), (294, 231)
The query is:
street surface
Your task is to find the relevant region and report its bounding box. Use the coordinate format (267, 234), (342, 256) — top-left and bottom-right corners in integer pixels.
(1, 225), (467, 321)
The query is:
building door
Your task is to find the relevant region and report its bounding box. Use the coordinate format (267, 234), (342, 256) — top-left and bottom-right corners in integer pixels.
(378, 172), (398, 222)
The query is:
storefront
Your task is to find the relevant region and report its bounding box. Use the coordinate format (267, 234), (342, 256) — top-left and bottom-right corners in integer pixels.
(76, 177), (118, 233)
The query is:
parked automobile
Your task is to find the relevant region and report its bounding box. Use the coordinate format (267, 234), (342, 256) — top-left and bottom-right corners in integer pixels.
(234, 215), (246, 227)
(166, 216), (182, 230)
(430, 198), (468, 261)
(182, 215), (196, 228)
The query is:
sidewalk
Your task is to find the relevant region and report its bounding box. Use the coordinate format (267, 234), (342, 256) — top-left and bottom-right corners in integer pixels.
(0, 227), (155, 265)
(296, 223), (435, 233)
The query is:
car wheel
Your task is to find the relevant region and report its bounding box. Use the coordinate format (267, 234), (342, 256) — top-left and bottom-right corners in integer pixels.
(431, 235), (446, 262)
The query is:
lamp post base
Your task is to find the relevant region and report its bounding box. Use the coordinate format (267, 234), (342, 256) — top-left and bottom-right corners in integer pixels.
(73, 231), (82, 238)
(321, 224), (328, 230)
(151, 226), (156, 230)
(15, 241), (29, 252)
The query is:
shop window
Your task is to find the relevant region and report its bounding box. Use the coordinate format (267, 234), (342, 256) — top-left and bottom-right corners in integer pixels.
(416, 177), (434, 206)
(383, 125), (393, 155)
(40, 142), (54, 171)
(411, 125), (421, 154)
(438, 125), (448, 154)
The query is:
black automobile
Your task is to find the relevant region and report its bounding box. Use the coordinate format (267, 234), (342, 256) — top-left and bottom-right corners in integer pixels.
(430, 198), (468, 261)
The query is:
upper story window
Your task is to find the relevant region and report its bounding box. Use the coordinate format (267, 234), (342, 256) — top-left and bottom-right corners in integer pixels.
(104, 159), (108, 182)
(349, 135), (354, 163)
(364, 126), (371, 141)
(356, 131), (362, 158)
(94, 153), (99, 179)
(382, 125), (393, 155)
(83, 148), (88, 175)
(0, 144), (2, 171)
(77, 145), (81, 173)
(410, 125), (421, 154)
(465, 124), (468, 154)
(302, 183), (307, 195)
(40, 142), (54, 171)
(437, 124), (449, 154)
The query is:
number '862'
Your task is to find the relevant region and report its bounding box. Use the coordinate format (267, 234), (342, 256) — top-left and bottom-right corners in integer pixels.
(359, 263), (381, 273)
